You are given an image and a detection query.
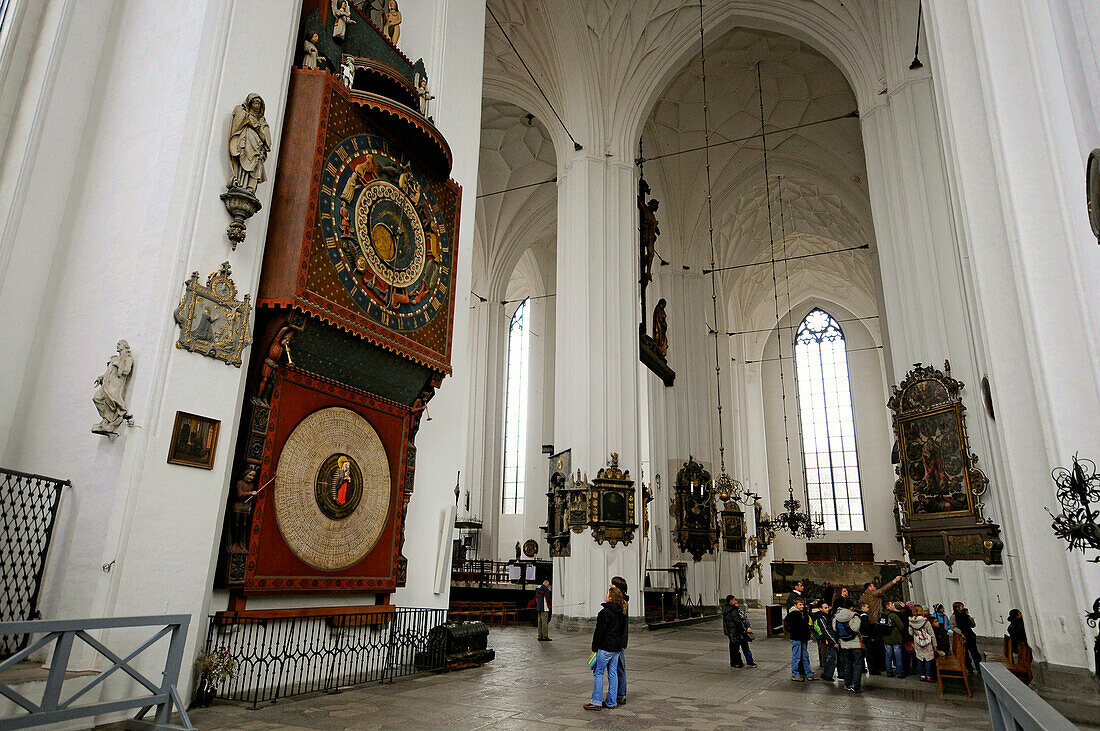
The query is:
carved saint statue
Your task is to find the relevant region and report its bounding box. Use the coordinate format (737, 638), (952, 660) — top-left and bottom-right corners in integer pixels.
(92, 340), (134, 435)
(227, 94), (271, 194)
(230, 466), (259, 549)
(341, 56), (356, 89)
(332, 0), (355, 42)
(383, 0), (402, 44)
(302, 32), (321, 69)
(652, 298), (668, 357)
(416, 76), (435, 116)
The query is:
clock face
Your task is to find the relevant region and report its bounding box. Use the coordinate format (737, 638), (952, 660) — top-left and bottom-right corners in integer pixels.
(319, 134), (452, 332)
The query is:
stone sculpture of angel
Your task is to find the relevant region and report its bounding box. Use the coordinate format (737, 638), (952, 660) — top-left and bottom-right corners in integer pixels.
(92, 340), (134, 435)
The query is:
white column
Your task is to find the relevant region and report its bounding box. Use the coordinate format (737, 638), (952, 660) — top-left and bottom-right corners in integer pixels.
(553, 152), (644, 619)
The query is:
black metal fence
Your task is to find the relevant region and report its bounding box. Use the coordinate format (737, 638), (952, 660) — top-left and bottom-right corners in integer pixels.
(205, 607), (447, 707)
(0, 469), (67, 659)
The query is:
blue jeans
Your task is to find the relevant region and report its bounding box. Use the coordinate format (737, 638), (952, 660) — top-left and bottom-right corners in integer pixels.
(885, 644), (904, 676)
(591, 650), (620, 706)
(790, 640), (813, 677)
(615, 650), (626, 701)
(916, 658), (933, 678)
(739, 637), (755, 665)
(822, 644), (837, 680)
(843, 647), (863, 690)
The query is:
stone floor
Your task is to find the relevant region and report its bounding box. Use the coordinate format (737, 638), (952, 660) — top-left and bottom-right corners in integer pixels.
(189, 611), (996, 730)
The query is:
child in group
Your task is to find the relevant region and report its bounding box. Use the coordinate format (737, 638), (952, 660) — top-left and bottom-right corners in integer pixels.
(908, 606), (937, 682)
(784, 598), (815, 681)
(811, 601), (839, 682)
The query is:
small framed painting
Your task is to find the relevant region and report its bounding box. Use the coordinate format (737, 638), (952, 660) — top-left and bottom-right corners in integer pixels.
(167, 411), (221, 469)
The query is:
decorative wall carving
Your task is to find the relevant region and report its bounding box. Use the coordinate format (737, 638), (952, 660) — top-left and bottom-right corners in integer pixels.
(720, 504), (746, 552)
(544, 449), (572, 557)
(672, 456), (718, 561)
(889, 361), (1002, 565)
(588, 453), (637, 547)
(173, 262), (252, 367)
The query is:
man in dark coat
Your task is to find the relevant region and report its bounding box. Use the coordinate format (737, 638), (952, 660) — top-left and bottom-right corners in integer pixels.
(534, 579), (552, 641)
(722, 595), (747, 668)
(786, 580), (806, 611)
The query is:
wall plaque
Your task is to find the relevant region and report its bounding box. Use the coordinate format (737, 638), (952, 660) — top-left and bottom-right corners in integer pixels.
(173, 262), (252, 367)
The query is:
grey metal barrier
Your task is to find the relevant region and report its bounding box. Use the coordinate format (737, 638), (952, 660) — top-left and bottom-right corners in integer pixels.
(0, 615), (193, 730)
(981, 661), (1075, 731)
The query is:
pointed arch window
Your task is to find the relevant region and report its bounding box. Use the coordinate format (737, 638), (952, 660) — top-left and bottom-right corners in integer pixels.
(501, 298), (530, 514)
(794, 309), (865, 531)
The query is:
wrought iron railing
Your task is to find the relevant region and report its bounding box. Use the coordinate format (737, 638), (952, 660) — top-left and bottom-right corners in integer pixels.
(0, 615), (193, 730)
(205, 606), (447, 707)
(0, 469), (68, 658)
(981, 661), (1074, 731)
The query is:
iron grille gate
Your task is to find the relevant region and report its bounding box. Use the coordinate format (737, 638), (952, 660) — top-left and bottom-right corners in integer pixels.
(206, 607), (447, 707)
(0, 469), (67, 658)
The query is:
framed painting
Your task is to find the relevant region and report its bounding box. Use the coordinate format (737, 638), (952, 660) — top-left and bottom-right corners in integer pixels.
(168, 411), (221, 469)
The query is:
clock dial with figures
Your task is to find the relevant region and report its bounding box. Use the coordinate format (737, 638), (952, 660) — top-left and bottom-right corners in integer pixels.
(319, 134), (452, 332)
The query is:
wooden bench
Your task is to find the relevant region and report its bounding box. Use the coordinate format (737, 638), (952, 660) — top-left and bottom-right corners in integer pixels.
(936, 632), (972, 697)
(991, 637), (1032, 684)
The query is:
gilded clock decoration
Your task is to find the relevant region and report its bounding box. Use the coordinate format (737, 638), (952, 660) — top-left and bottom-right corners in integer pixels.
(319, 134), (452, 332)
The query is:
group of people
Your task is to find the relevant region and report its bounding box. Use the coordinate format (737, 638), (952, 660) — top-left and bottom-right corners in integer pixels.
(781, 577), (1014, 693)
(534, 572), (1031, 711)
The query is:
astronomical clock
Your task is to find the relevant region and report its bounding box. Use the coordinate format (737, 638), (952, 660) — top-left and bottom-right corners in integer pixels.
(218, 2), (460, 598)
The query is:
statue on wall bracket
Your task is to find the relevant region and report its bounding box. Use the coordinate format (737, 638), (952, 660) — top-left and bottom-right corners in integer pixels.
(221, 93), (271, 249)
(588, 453), (637, 547)
(889, 361), (1003, 566)
(637, 177), (674, 386)
(672, 456), (719, 561)
(91, 339), (135, 436)
(174, 262), (253, 367)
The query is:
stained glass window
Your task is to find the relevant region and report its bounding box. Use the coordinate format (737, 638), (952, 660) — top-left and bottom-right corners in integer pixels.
(794, 309), (865, 531)
(501, 299), (530, 514)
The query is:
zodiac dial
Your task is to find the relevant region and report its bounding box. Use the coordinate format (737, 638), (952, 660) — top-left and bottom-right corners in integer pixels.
(319, 134), (451, 332)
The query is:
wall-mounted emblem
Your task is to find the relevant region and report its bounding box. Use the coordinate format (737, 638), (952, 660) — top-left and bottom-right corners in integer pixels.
(174, 262), (253, 367)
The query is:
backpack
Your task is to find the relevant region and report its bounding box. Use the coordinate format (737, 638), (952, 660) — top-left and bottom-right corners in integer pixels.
(914, 627), (933, 648)
(836, 619), (856, 641)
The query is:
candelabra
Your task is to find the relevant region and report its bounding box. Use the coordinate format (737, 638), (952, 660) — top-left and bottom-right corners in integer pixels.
(1050, 454), (1100, 674)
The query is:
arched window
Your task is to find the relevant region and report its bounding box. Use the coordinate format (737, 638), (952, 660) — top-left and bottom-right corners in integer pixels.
(794, 309), (865, 531)
(501, 298), (530, 514)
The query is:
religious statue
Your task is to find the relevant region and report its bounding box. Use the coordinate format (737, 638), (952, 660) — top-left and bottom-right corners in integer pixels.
(652, 298), (668, 357)
(230, 466), (259, 549)
(302, 32), (322, 69)
(92, 340), (134, 435)
(227, 94), (271, 194)
(341, 56), (355, 88)
(332, 0), (355, 42)
(415, 75), (435, 116)
(382, 0), (402, 45)
(514, 541), (521, 560)
(638, 177), (660, 291)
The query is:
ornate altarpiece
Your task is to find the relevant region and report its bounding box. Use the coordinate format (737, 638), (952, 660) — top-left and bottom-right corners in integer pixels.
(218, 3), (460, 598)
(588, 454), (637, 547)
(672, 457), (719, 561)
(889, 362), (1002, 565)
(544, 449), (573, 557)
(720, 503), (746, 553)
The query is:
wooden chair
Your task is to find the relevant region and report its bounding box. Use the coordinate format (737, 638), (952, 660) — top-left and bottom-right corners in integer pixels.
(992, 637), (1033, 684)
(935, 632), (972, 697)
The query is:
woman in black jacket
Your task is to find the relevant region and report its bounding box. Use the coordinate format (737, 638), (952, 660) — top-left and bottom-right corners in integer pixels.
(953, 601), (982, 672)
(584, 586), (626, 711)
